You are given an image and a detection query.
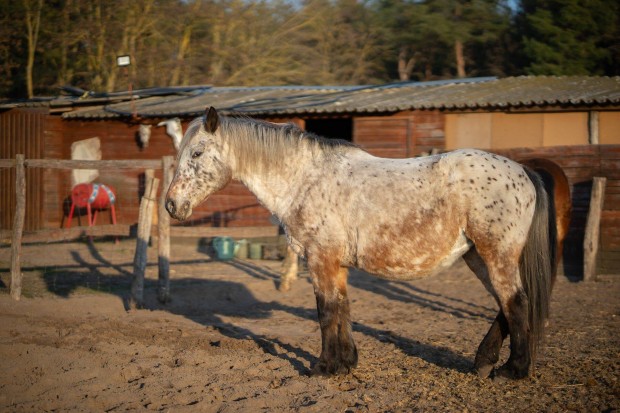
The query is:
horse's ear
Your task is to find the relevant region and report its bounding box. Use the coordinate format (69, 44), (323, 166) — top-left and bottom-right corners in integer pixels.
(204, 106), (220, 133)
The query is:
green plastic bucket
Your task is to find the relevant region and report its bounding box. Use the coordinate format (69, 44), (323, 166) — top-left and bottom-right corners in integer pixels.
(212, 237), (235, 260)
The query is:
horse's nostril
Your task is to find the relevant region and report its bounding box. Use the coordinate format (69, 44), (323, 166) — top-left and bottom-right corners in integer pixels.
(166, 199), (176, 214)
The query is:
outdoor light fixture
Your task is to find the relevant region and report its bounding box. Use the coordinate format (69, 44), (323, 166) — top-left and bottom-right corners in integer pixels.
(116, 55), (131, 67)
(116, 54), (137, 119)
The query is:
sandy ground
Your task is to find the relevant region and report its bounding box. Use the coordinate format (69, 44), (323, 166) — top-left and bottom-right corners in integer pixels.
(0, 239), (618, 412)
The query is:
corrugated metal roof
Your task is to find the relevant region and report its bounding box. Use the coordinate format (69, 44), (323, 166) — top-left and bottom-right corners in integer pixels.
(61, 85), (358, 119)
(21, 76), (620, 120)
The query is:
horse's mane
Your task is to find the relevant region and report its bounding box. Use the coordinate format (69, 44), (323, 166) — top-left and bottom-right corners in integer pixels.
(180, 114), (357, 175)
(220, 115), (357, 175)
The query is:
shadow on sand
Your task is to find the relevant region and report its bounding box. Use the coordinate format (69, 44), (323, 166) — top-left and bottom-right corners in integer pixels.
(5, 240), (498, 376)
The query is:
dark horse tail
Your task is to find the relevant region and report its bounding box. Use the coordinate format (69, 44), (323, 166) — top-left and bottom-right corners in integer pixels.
(521, 168), (557, 361)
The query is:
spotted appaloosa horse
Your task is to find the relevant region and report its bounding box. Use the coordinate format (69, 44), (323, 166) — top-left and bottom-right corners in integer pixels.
(165, 107), (556, 380)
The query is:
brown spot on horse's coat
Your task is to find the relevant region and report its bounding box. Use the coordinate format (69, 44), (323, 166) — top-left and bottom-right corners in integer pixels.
(358, 203), (464, 277)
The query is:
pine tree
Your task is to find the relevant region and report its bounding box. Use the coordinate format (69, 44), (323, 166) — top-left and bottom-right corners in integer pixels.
(516, 0), (619, 75)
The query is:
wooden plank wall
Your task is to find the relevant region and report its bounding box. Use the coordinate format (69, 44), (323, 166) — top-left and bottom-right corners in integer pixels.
(410, 111), (446, 155)
(354, 110), (445, 157)
(0, 108), (45, 231)
(355, 117), (410, 158)
(43, 117), (174, 229)
(494, 145), (620, 275)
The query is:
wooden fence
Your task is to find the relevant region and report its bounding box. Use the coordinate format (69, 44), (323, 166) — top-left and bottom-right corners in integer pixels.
(1, 156), (278, 301)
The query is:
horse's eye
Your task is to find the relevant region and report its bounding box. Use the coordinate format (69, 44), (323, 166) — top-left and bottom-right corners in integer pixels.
(192, 150), (203, 159)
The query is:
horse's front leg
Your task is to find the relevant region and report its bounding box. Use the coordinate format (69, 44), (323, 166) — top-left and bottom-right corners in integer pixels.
(309, 257), (358, 376)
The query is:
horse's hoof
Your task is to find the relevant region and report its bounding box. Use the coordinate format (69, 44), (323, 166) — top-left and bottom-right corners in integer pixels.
(493, 364), (529, 381)
(278, 282), (290, 292)
(310, 365), (332, 377)
(476, 363), (495, 379)
(157, 292), (171, 304)
(310, 360), (353, 377)
(492, 373), (510, 384)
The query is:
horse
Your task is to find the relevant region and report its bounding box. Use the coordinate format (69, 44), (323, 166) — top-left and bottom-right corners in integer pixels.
(165, 107), (556, 380)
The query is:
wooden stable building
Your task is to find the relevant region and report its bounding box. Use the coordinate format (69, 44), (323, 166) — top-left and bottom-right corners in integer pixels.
(1, 76), (619, 273)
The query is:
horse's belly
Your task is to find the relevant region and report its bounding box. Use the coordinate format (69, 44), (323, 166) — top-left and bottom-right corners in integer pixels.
(355, 232), (471, 280)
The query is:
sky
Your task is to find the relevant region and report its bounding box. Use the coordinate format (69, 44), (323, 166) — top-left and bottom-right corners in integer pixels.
(282, 0), (520, 13)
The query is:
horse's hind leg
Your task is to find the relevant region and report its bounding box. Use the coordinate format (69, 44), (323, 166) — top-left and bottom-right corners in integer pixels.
(463, 248), (508, 378)
(279, 246), (299, 292)
(308, 255), (357, 376)
(475, 311), (509, 378)
(494, 286), (530, 380)
(464, 247), (530, 380)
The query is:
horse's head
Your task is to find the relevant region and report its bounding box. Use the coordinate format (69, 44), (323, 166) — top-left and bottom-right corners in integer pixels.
(165, 107), (232, 221)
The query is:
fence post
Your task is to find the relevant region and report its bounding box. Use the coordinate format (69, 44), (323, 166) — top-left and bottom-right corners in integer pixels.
(10, 154), (26, 300)
(131, 171), (160, 308)
(157, 156), (174, 303)
(583, 177), (606, 282)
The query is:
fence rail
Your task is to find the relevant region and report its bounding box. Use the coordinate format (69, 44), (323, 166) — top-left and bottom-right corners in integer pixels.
(0, 224), (133, 244)
(25, 159), (164, 169)
(0, 158), (164, 170)
(0, 159), (15, 168)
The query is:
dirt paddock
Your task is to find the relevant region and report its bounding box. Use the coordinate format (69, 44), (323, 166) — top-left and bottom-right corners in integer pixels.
(0, 239), (618, 412)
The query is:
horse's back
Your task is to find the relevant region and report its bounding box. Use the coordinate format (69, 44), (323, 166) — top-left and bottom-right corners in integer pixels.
(341, 149), (537, 279)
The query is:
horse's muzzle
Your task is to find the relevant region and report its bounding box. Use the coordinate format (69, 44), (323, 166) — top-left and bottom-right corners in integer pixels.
(165, 198), (191, 220)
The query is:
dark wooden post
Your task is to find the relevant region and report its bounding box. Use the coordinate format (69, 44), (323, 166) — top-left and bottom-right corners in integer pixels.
(131, 171), (160, 308)
(584, 177), (606, 282)
(10, 154), (26, 300)
(157, 156), (174, 303)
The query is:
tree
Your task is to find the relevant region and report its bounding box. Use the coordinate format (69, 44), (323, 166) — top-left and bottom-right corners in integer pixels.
(294, 0), (383, 85)
(40, 0), (89, 89)
(373, 0), (431, 81)
(422, 0), (512, 78)
(374, 0), (510, 81)
(462, 0), (513, 77)
(0, 1), (24, 97)
(201, 0), (308, 85)
(515, 0), (619, 75)
(168, 0), (203, 86)
(23, 0), (43, 98)
(3, 0), (616, 99)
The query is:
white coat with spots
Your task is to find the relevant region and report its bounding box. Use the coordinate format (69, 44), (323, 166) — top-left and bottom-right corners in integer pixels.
(166, 108), (556, 381)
